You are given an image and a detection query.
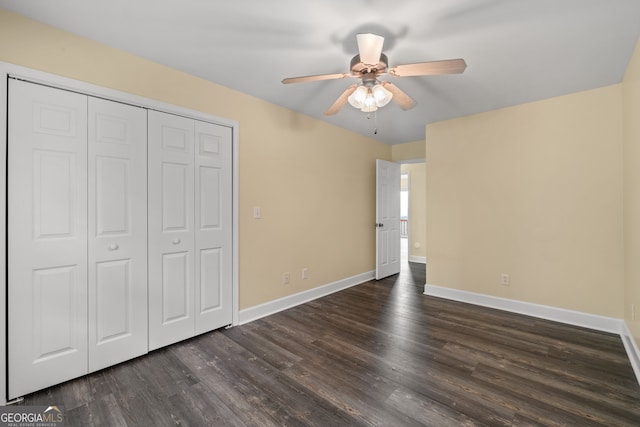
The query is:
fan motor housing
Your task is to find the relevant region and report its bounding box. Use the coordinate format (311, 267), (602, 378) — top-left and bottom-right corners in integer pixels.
(350, 53), (388, 76)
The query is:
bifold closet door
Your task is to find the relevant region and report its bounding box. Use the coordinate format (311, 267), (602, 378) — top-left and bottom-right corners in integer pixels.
(8, 80), (149, 398)
(148, 111), (233, 350)
(194, 120), (233, 334)
(87, 98), (148, 372)
(148, 111), (196, 350)
(8, 80), (89, 398)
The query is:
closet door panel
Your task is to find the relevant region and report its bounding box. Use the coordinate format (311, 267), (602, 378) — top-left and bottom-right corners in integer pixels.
(148, 111), (195, 350)
(162, 162), (190, 230)
(94, 260), (131, 340)
(194, 121), (233, 333)
(8, 80), (88, 399)
(88, 98), (148, 371)
(162, 252), (190, 321)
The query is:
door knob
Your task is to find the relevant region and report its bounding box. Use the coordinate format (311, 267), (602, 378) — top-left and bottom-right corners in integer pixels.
(375, 223), (384, 228)
(172, 238), (181, 245)
(108, 243), (119, 251)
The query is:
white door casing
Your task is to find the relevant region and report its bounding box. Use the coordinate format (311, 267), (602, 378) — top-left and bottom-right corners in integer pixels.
(8, 80), (89, 398)
(87, 98), (148, 371)
(148, 111), (196, 350)
(376, 159), (401, 280)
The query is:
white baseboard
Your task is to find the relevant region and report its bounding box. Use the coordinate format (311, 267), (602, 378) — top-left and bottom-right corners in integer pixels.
(238, 270), (375, 325)
(424, 283), (640, 386)
(423, 283), (622, 333)
(408, 255), (426, 264)
(621, 322), (640, 386)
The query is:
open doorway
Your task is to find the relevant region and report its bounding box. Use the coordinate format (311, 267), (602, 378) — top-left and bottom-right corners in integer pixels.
(401, 172), (409, 262)
(400, 162), (426, 265)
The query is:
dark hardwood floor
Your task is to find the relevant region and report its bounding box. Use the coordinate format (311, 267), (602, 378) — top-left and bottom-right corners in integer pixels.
(20, 261), (640, 426)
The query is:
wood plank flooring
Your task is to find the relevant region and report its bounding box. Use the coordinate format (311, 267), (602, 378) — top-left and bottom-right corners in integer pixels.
(19, 261), (640, 426)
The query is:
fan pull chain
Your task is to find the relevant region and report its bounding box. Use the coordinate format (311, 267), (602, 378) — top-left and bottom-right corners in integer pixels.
(366, 111), (379, 135)
(374, 110), (378, 135)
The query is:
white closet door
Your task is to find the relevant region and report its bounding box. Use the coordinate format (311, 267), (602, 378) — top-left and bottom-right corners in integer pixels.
(194, 120), (233, 333)
(148, 110), (196, 350)
(8, 80), (88, 398)
(87, 98), (148, 371)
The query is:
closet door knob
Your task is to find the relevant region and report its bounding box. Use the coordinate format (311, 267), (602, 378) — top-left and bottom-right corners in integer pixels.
(172, 238), (181, 245)
(108, 243), (119, 251)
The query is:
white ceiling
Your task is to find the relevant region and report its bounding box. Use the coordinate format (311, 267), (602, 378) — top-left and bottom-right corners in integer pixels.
(2, 0), (639, 144)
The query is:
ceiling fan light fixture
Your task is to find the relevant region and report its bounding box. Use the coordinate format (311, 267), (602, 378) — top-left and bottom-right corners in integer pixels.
(348, 82), (393, 112)
(371, 83), (393, 107)
(360, 93), (378, 112)
(347, 85), (369, 109)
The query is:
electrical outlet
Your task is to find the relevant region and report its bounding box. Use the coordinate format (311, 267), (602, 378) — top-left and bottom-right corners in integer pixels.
(302, 268), (309, 279)
(283, 272), (290, 285)
(501, 273), (510, 286)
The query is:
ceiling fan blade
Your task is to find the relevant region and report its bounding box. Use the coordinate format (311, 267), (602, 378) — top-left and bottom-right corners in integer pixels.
(381, 81), (416, 110)
(356, 33), (384, 66)
(324, 84), (358, 116)
(282, 72), (351, 84)
(389, 58), (467, 77)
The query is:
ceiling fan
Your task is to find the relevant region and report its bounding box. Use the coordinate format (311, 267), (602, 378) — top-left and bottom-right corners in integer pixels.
(282, 33), (467, 116)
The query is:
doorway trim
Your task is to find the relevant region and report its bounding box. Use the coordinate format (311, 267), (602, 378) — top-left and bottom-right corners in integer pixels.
(0, 61), (240, 405)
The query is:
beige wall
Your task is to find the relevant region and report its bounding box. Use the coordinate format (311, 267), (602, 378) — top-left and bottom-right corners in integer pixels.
(392, 140), (425, 162)
(401, 163), (426, 260)
(0, 9), (391, 310)
(426, 85), (624, 318)
(623, 40), (640, 346)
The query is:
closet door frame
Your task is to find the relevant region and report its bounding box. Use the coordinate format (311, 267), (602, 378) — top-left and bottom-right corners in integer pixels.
(0, 62), (240, 405)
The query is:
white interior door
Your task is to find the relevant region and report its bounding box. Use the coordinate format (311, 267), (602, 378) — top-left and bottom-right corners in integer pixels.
(194, 120), (233, 333)
(376, 159), (401, 280)
(87, 98), (148, 371)
(148, 110), (196, 350)
(8, 80), (89, 398)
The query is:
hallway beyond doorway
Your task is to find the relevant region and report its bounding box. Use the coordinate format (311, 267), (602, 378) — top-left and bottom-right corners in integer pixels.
(401, 236), (408, 261)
